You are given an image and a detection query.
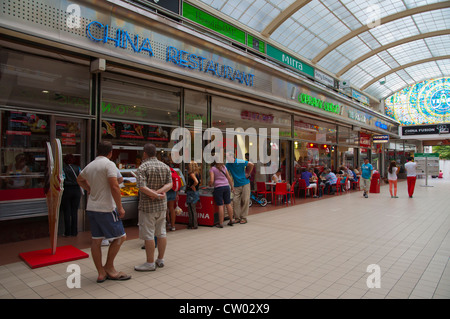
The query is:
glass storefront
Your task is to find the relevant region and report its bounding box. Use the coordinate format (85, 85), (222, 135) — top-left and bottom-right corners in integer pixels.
(0, 47), (90, 115)
(0, 48), (90, 217)
(211, 96), (292, 185)
(101, 74), (182, 204)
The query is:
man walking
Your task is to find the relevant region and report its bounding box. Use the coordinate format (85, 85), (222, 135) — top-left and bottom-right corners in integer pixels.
(226, 151), (254, 224)
(77, 141), (131, 283)
(361, 157), (373, 198)
(134, 144), (172, 272)
(405, 157), (417, 198)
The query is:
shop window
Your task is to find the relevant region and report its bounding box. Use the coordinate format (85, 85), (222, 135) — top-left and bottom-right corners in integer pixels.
(0, 48), (90, 114)
(294, 141), (334, 175)
(294, 116), (336, 144)
(102, 76), (180, 126)
(211, 96), (291, 137)
(338, 126), (359, 146)
(184, 90), (208, 128)
(0, 111), (49, 203)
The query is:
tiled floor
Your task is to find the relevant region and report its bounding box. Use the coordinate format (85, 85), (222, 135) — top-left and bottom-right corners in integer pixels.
(1, 179), (449, 299)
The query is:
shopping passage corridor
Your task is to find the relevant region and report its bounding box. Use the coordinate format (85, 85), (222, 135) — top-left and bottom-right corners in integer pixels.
(0, 179), (449, 299)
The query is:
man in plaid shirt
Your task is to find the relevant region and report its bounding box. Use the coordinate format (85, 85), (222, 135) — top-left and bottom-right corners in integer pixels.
(134, 143), (172, 272)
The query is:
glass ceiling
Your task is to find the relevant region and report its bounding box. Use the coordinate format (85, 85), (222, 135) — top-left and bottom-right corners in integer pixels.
(193, 0), (450, 101)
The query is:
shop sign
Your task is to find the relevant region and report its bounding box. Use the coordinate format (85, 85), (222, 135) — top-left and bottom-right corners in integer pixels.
(298, 93), (340, 114)
(351, 89), (370, 105)
(240, 111), (274, 123)
(267, 44), (315, 78)
(314, 69), (335, 88)
(375, 121), (388, 130)
(348, 109), (369, 123)
(182, 2), (246, 45)
(360, 132), (371, 148)
(86, 21), (154, 56)
(402, 124), (450, 136)
(166, 46), (255, 87)
(372, 135), (389, 143)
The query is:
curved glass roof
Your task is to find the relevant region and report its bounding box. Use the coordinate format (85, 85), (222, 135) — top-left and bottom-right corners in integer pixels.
(192, 0), (450, 101)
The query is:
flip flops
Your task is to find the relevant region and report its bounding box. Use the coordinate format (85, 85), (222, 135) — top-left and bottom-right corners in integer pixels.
(106, 271), (132, 281)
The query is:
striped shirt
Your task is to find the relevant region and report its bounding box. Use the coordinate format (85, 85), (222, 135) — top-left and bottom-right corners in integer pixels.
(136, 157), (172, 213)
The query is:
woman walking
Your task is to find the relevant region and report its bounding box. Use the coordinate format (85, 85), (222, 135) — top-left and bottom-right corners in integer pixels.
(209, 161), (235, 228)
(388, 161), (399, 198)
(186, 161), (201, 229)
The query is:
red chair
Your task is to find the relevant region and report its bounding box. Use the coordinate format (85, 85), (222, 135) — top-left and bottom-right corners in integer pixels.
(335, 177), (342, 195)
(274, 182), (288, 206)
(351, 176), (360, 191)
(256, 182), (272, 201)
(297, 179), (307, 198)
(287, 180), (296, 204)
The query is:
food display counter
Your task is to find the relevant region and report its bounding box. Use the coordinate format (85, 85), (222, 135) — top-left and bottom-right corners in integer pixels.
(119, 168), (140, 220)
(118, 167), (188, 221)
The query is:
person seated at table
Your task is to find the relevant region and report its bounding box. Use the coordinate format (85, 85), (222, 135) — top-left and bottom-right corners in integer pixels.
(272, 168), (291, 202)
(300, 168), (318, 198)
(354, 166), (361, 177)
(337, 166), (350, 191)
(347, 166), (358, 189)
(322, 168), (337, 195)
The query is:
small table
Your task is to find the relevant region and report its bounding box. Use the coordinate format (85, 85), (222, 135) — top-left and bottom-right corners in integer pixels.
(265, 182), (276, 203)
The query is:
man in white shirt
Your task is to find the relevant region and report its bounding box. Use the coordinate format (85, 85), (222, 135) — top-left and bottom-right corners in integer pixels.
(77, 141), (131, 283)
(404, 157), (417, 198)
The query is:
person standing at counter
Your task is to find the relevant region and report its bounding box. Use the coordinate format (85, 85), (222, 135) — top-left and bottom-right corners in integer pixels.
(77, 141), (130, 283)
(225, 152), (254, 224)
(134, 143), (172, 272)
(61, 154), (82, 237)
(162, 157), (178, 232)
(209, 161), (235, 228)
(186, 161), (201, 229)
(405, 157), (417, 198)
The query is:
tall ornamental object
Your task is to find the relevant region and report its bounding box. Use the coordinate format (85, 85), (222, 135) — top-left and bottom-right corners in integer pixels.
(46, 139), (64, 255)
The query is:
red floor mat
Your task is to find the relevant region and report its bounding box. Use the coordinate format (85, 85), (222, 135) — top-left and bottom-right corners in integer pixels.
(19, 245), (89, 269)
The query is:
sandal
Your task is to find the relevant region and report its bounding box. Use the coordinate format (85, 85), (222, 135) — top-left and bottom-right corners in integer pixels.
(240, 219), (247, 224)
(96, 276), (108, 283)
(216, 224), (223, 228)
(106, 271), (132, 281)
(227, 221), (234, 226)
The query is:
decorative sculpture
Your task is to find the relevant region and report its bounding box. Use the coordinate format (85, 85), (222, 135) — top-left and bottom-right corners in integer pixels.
(46, 139), (64, 255)
(19, 139), (88, 268)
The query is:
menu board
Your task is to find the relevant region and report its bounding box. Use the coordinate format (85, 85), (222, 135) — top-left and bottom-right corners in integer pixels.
(2, 111), (49, 148)
(414, 153), (440, 176)
(5, 111), (49, 135)
(102, 120), (170, 142)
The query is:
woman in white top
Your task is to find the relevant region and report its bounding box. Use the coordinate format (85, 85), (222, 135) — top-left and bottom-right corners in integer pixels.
(387, 161), (399, 198)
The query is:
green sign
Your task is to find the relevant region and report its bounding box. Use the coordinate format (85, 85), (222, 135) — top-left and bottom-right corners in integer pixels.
(247, 35), (265, 54)
(266, 44), (315, 77)
(414, 153), (439, 158)
(183, 3), (246, 45)
(298, 93), (340, 114)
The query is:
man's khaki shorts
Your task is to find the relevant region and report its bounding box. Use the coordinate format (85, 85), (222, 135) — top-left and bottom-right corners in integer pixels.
(138, 209), (167, 241)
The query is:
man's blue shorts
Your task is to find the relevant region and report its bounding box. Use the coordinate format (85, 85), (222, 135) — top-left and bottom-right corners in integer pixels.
(86, 210), (126, 240)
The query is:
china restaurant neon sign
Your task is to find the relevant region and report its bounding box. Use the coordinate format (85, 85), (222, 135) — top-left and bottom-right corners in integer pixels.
(85, 21), (255, 87)
(86, 21), (154, 56)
